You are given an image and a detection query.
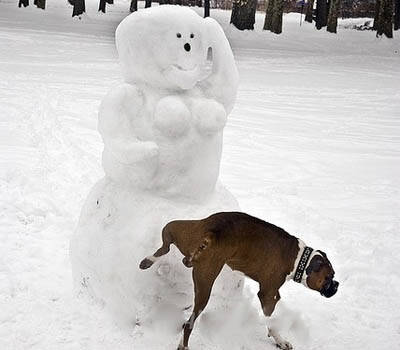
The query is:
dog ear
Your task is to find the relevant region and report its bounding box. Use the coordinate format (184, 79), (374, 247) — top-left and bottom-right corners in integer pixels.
(306, 255), (324, 275)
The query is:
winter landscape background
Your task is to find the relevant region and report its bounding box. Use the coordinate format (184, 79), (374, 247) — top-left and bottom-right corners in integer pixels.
(1, 1), (400, 349)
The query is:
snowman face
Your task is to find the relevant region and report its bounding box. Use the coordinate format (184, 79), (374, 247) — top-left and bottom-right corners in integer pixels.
(116, 6), (209, 90)
(158, 26), (207, 90)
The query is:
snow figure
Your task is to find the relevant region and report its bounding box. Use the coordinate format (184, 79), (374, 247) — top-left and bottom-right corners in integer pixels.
(99, 6), (237, 199)
(71, 6), (269, 349)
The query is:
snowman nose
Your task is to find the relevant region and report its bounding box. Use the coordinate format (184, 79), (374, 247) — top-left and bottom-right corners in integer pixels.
(184, 43), (191, 52)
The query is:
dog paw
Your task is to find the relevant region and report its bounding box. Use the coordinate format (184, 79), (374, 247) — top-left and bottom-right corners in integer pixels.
(276, 340), (293, 350)
(139, 258), (154, 270)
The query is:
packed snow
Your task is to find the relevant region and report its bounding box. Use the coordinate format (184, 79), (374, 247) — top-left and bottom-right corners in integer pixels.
(1, 1), (400, 350)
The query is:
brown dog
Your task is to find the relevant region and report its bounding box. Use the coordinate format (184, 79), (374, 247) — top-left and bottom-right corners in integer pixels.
(139, 212), (339, 350)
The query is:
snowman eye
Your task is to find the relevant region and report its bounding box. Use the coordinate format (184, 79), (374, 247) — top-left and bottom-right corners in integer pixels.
(176, 33), (182, 38)
(190, 33), (194, 38)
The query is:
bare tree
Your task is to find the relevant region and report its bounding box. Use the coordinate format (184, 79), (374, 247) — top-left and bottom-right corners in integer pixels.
(34, 0), (45, 9)
(18, 0), (29, 7)
(72, 0), (85, 17)
(130, 0), (138, 12)
(395, 0), (400, 31)
(305, 0), (315, 23)
(374, 0), (393, 38)
(327, 0), (340, 33)
(99, 0), (106, 12)
(373, 0), (380, 29)
(230, 0), (257, 30)
(271, 0), (284, 34)
(264, 0), (275, 30)
(205, 0), (210, 17)
(315, 0), (328, 29)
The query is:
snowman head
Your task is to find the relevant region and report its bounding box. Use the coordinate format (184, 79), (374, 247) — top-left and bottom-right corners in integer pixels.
(116, 6), (210, 90)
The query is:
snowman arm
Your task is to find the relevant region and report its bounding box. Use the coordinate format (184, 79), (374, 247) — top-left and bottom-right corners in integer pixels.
(98, 84), (158, 164)
(198, 18), (239, 115)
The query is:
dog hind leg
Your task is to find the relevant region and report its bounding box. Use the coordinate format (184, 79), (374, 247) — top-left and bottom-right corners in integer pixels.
(178, 259), (224, 349)
(139, 226), (173, 270)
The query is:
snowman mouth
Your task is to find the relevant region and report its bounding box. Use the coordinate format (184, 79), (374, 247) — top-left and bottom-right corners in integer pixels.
(172, 64), (198, 72)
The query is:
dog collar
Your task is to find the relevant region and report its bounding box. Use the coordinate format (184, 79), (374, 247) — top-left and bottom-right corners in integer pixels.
(294, 246), (313, 283)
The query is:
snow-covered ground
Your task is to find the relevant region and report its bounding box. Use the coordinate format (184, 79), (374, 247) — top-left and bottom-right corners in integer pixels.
(1, 1), (400, 349)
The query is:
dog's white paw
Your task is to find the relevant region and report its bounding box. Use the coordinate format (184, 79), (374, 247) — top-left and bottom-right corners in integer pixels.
(276, 340), (293, 350)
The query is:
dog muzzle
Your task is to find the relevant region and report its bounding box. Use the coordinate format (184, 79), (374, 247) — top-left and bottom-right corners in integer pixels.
(320, 279), (339, 298)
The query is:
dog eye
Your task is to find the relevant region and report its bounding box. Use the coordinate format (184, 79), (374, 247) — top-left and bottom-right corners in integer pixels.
(176, 33), (182, 38)
(190, 33), (194, 38)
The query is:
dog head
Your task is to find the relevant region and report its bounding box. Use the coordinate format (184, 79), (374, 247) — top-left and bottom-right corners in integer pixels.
(305, 251), (339, 298)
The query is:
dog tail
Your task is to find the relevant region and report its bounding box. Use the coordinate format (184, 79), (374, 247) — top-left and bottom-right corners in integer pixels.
(183, 232), (215, 268)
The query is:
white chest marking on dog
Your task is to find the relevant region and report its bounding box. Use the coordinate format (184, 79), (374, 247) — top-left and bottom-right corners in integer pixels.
(147, 255), (159, 263)
(286, 239), (323, 288)
(286, 239), (306, 282)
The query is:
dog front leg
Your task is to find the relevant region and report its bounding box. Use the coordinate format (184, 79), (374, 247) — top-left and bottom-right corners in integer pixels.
(258, 290), (293, 350)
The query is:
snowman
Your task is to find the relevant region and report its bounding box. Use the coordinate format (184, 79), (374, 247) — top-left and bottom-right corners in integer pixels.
(71, 6), (267, 349)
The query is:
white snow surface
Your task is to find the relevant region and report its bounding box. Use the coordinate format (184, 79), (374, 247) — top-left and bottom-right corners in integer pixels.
(1, 1), (400, 350)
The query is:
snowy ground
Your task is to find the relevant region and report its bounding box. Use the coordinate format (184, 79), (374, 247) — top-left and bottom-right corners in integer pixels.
(1, 1), (400, 349)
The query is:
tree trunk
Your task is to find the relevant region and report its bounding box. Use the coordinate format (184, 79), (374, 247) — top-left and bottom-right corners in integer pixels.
(231, 0), (257, 30)
(373, 0), (380, 30)
(315, 0), (328, 29)
(130, 0), (138, 12)
(72, 0), (85, 16)
(327, 0), (340, 33)
(145, 0), (152, 7)
(305, 0), (315, 22)
(99, 0), (106, 13)
(271, 0), (284, 34)
(375, 0), (393, 38)
(394, 0), (400, 31)
(204, 0), (210, 17)
(18, 0), (29, 7)
(264, 0), (275, 30)
(34, 0), (45, 9)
